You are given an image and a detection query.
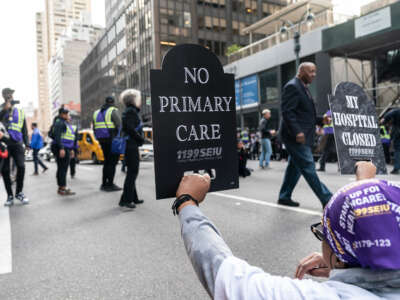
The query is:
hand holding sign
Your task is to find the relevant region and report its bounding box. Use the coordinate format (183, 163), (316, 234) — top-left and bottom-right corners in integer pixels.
(176, 174), (211, 203)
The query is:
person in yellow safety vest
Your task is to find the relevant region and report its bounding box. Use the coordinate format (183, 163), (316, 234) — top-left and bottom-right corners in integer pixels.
(92, 96), (122, 191)
(318, 110), (337, 172)
(0, 88), (30, 206)
(68, 116), (79, 179)
(380, 125), (391, 164)
(51, 107), (76, 195)
(241, 129), (249, 145)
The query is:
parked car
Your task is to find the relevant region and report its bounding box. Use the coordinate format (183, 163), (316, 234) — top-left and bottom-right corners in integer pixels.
(139, 138), (153, 161)
(39, 143), (54, 162)
(25, 149), (33, 161)
(77, 129), (105, 164)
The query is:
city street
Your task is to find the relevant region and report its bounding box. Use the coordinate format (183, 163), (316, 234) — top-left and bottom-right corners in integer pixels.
(0, 158), (393, 299)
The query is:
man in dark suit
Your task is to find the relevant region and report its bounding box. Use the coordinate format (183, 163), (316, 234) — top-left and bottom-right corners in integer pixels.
(278, 62), (332, 207)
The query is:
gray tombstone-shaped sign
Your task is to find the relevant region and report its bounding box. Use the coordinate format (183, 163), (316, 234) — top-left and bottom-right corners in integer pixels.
(150, 44), (239, 199)
(329, 82), (387, 174)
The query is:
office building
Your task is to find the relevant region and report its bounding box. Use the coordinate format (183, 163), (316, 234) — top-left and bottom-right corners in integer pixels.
(48, 19), (103, 126)
(80, 0), (292, 128)
(35, 0), (92, 133)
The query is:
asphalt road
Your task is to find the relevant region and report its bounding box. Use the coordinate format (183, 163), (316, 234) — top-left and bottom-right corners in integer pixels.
(0, 159), (395, 299)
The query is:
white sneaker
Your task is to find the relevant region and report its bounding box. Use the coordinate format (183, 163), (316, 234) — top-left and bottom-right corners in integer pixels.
(4, 196), (13, 207)
(16, 193), (29, 205)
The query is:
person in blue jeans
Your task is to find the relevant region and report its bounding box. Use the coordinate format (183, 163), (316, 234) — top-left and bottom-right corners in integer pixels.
(30, 123), (48, 175)
(278, 63), (332, 207)
(258, 109), (276, 169)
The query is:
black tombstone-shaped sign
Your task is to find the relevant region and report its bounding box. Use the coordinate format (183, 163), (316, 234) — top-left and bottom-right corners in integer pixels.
(329, 82), (387, 174)
(150, 44), (239, 199)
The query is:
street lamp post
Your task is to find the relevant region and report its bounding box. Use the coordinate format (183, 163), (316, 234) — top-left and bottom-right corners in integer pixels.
(280, 9), (315, 70)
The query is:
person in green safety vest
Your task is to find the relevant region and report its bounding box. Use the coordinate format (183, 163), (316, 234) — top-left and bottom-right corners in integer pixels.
(92, 96), (122, 191)
(0, 87), (30, 206)
(51, 107), (76, 195)
(241, 129), (249, 146)
(67, 115), (79, 179)
(380, 124), (391, 164)
(318, 110), (336, 172)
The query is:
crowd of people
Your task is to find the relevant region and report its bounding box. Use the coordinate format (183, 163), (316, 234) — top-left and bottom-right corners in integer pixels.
(0, 87), (145, 210)
(1, 62), (400, 299)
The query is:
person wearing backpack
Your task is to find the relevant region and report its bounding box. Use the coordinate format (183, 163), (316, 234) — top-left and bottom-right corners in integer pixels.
(51, 108), (75, 196)
(30, 122), (48, 175)
(92, 96), (122, 192)
(0, 88), (30, 206)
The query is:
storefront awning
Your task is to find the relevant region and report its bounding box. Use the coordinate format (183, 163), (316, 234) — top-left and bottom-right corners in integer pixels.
(323, 3), (400, 60)
(242, 0), (332, 36)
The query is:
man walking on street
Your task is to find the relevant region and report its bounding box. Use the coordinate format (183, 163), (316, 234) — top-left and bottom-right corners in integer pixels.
(93, 96), (122, 191)
(258, 109), (275, 169)
(278, 63), (332, 207)
(382, 109), (400, 174)
(51, 108), (75, 195)
(30, 122), (48, 175)
(0, 88), (30, 206)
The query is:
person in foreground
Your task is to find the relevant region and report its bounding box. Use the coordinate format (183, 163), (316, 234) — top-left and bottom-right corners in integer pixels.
(173, 161), (400, 299)
(279, 62), (332, 207)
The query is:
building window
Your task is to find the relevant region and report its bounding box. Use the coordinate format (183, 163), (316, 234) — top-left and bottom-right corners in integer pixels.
(259, 68), (278, 104)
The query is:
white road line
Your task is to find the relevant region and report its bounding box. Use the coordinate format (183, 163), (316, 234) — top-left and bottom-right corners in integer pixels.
(79, 165), (95, 171)
(0, 206), (12, 274)
(212, 192), (322, 216)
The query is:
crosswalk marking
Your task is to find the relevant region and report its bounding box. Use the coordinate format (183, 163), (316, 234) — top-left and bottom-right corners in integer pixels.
(212, 192), (323, 216)
(0, 205), (12, 274)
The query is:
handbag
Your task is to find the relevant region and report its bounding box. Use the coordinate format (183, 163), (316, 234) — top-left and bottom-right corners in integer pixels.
(111, 128), (127, 155)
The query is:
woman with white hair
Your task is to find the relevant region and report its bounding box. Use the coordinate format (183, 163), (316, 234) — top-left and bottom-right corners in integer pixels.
(119, 89), (144, 209)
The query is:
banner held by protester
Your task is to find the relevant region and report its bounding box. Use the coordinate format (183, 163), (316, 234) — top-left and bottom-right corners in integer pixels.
(329, 81), (387, 174)
(150, 44), (239, 199)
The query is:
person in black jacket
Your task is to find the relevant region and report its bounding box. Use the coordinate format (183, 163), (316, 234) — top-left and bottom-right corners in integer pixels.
(119, 89), (144, 209)
(278, 63), (332, 208)
(383, 108), (400, 174)
(0, 88), (30, 206)
(51, 108), (75, 196)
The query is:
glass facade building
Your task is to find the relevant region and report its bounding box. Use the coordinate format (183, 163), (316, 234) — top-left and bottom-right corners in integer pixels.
(80, 0), (290, 128)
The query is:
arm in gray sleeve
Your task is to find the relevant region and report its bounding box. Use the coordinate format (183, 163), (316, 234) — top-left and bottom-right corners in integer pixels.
(179, 205), (233, 298)
(111, 109), (121, 129)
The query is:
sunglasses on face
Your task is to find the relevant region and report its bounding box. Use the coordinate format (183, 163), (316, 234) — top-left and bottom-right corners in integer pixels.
(310, 222), (324, 241)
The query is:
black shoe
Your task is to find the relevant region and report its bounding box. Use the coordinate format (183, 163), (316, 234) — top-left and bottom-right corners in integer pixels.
(100, 184), (109, 191)
(133, 199), (144, 204)
(317, 168), (325, 172)
(278, 198), (300, 207)
(108, 184), (122, 192)
(119, 202), (136, 209)
(391, 169), (400, 175)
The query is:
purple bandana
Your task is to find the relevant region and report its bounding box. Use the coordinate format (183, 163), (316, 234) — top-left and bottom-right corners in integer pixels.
(323, 179), (400, 269)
